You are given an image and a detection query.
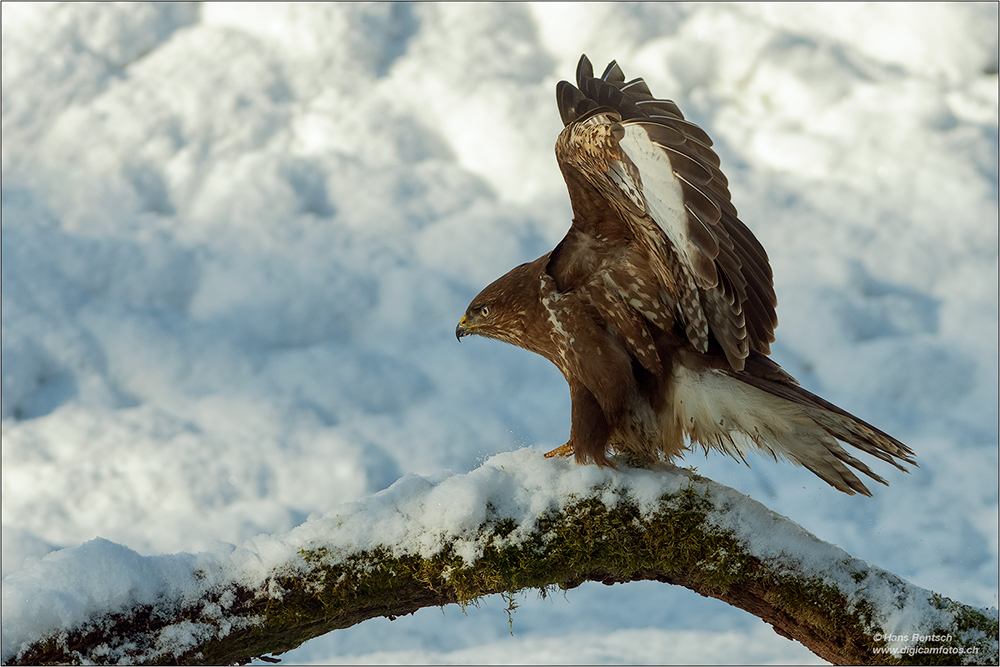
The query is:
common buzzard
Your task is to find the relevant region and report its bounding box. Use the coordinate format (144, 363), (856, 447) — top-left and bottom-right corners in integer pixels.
(456, 55), (915, 496)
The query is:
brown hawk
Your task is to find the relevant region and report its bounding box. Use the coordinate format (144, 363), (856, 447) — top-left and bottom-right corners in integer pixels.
(455, 55), (915, 496)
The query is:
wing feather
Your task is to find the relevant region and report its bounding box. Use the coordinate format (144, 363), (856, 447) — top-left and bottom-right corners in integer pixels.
(635, 98), (686, 120)
(620, 77), (652, 97)
(600, 59), (626, 84)
(657, 144), (714, 185)
(553, 55), (778, 370)
(557, 80), (600, 127)
(647, 114), (715, 147)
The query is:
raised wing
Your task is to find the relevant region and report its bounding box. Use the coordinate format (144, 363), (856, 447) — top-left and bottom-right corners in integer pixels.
(550, 55), (777, 371)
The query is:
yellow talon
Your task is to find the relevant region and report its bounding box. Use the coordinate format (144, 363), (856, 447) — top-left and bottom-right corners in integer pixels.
(544, 443), (574, 458)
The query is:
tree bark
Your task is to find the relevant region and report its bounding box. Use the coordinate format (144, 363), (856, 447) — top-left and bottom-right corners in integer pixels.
(6, 471), (997, 666)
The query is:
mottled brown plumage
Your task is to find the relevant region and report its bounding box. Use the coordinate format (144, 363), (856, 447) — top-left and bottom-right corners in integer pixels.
(456, 55), (915, 495)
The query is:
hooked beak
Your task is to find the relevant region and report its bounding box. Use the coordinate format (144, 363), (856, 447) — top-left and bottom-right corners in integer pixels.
(456, 315), (469, 341)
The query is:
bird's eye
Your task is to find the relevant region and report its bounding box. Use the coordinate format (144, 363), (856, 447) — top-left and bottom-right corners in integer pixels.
(479, 305), (490, 318)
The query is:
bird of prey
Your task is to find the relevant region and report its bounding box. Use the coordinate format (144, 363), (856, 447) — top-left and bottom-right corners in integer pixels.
(456, 55), (915, 496)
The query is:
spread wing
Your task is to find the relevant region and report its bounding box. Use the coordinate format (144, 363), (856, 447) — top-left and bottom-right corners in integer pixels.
(547, 55), (777, 371)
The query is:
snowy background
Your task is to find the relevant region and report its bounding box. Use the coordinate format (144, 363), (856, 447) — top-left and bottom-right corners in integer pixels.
(2, 2), (997, 664)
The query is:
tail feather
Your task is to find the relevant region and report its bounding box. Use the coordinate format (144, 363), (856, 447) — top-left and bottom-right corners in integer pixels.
(809, 408), (915, 471)
(787, 434), (886, 497)
(735, 366), (917, 468)
(669, 356), (915, 497)
(730, 369), (915, 496)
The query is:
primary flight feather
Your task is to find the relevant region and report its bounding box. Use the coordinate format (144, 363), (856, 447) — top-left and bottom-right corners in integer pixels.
(456, 55), (915, 496)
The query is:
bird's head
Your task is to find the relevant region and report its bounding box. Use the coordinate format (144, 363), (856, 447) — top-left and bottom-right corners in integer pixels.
(455, 256), (549, 348)
(455, 300), (499, 341)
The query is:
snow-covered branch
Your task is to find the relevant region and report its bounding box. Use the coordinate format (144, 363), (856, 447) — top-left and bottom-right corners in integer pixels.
(3, 450), (996, 666)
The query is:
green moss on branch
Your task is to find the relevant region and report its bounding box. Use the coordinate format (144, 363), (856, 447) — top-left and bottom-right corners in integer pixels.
(8, 481), (997, 666)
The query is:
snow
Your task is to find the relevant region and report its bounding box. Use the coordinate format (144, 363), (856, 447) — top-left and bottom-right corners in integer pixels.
(3, 452), (990, 663)
(2, 2), (997, 664)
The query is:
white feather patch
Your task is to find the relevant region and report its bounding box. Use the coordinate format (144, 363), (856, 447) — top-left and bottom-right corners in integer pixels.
(669, 366), (795, 457)
(613, 125), (714, 288)
(668, 365), (871, 494)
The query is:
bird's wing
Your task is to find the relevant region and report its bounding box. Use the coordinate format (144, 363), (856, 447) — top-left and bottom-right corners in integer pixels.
(549, 55), (777, 371)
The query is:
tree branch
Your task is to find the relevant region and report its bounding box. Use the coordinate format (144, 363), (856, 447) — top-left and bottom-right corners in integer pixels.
(4, 459), (997, 666)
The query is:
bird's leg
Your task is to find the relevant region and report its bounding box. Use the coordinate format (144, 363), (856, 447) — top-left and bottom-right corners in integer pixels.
(567, 383), (615, 467)
(544, 442), (574, 458)
(542, 385), (616, 463)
